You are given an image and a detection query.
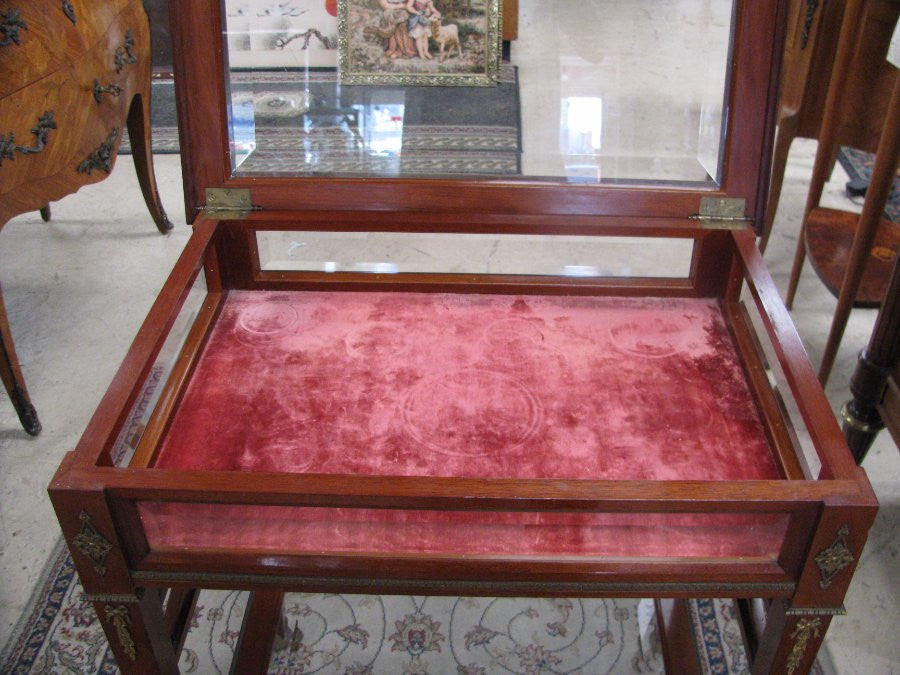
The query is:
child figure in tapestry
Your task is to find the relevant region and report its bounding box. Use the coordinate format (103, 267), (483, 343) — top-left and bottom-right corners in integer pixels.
(377, 0), (415, 59)
(341, 0), (494, 84)
(406, 0), (441, 60)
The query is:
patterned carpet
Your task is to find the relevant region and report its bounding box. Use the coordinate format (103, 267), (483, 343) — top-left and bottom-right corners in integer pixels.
(1, 547), (757, 674)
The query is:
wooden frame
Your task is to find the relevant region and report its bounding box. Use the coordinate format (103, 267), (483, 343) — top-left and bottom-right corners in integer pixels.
(47, 0), (877, 672)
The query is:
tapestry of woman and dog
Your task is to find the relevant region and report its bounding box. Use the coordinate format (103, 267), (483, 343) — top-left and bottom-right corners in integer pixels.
(339, 0), (501, 85)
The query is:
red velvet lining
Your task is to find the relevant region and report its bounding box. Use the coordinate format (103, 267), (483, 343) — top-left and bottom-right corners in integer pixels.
(153, 291), (779, 481)
(139, 502), (789, 558)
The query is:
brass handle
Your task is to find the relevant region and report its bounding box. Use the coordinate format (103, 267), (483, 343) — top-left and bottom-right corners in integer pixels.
(93, 78), (123, 103)
(77, 127), (119, 175)
(0, 111), (56, 166)
(62, 1), (76, 24)
(114, 30), (138, 73)
(0, 8), (27, 46)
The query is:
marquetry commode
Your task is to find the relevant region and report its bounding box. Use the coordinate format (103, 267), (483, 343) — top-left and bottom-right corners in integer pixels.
(49, 1), (876, 673)
(0, 0), (172, 436)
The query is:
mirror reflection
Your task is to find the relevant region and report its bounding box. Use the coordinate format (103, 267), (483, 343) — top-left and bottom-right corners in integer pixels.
(224, 0), (734, 184)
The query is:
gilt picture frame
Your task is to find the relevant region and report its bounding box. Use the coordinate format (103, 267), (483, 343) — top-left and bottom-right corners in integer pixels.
(338, 0), (501, 86)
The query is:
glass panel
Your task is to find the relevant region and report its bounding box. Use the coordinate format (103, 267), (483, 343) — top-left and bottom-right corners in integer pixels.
(223, 0), (734, 184)
(140, 502), (789, 559)
(256, 231), (695, 276)
(111, 273), (208, 467)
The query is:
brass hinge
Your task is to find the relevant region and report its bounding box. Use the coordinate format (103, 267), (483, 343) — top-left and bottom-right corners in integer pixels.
(202, 188), (260, 220)
(688, 197), (753, 229)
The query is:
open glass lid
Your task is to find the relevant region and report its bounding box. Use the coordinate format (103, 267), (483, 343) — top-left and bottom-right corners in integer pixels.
(171, 0), (782, 219)
(223, 0), (732, 183)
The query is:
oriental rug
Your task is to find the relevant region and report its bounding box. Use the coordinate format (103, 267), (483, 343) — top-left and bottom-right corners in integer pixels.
(2, 547), (759, 675)
(119, 66), (522, 176)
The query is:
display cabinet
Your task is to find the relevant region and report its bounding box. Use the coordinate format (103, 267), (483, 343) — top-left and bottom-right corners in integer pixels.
(49, 1), (876, 673)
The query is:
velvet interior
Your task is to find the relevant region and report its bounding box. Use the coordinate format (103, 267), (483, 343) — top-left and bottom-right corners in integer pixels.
(153, 291), (779, 481)
(139, 502), (789, 558)
(145, 291), (783, 558)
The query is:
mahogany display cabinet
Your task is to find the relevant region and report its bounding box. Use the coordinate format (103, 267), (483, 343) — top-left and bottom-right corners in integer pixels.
(49, 1), (877, 672)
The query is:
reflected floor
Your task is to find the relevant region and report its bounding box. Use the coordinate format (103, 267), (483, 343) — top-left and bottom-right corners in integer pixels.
(225, 0), (731, 183)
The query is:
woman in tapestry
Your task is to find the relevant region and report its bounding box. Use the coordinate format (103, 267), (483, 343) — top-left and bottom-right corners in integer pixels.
(406, 0), (441, 60)
(377, 0), (415, 58)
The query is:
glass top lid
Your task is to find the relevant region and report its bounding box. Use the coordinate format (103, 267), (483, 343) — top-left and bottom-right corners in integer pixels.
(223, 0), (735, 185)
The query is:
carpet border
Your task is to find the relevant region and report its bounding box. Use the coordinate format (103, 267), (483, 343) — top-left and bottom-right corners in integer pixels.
(1, 538), (72, 672)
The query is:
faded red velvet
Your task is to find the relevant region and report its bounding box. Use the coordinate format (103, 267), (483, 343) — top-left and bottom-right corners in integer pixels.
(153, 291), (779, 481)
(139, 502), (789, 558)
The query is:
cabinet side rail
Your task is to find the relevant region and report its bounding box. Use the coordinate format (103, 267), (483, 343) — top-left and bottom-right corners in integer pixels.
(70, 220), (220, 467)
(732, 230), (866, 482)
(91, 468), (864, 508)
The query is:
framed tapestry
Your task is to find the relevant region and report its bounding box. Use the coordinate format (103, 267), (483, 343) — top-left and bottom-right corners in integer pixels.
(338, 0), (502, 86)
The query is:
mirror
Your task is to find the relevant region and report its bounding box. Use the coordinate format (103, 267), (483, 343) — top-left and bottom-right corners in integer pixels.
(223, 0), (735, 184)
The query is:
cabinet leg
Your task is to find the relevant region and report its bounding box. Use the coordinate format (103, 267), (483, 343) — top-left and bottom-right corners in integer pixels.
(126, 94), (173, 234)
(842, 348), (889, 462)
(231, 591), (284, 675)
(0, 283), (40, 435)
(751, 600), (835, 675)
(90, 589), (180, 674)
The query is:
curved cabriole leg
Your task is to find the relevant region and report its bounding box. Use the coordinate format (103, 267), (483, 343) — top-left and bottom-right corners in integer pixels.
(0, 283), (41, 436)
(126, 93), (173, 234)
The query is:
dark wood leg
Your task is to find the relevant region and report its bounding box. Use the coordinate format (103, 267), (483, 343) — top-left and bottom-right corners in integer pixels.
(230, 591), (284, 675)
(655, 599), (702, 674)
(842, 350), (888, 461)
(0, 282), (40, 435)
(39, 204), (51, 222)
(126, 93), (173, 234)
(163, 588), (200, 656)
(842, 252), (900, 462)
